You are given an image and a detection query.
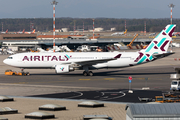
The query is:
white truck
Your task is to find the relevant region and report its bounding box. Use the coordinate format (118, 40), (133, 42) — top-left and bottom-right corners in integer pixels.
(170, 73), (180, 91)
(76, 45), (91, 52)
(170, 80), (180, 91)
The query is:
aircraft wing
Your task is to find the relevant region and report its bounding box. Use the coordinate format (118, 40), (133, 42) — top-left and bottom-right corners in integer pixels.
(75, 54), (121, 66)
(74, 58), (115, 66)
(62, 54), (121, 66)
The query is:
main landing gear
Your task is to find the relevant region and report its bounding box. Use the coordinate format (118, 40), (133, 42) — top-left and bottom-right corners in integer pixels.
(83, 66), (93, 76)
(83, 71), (93, 76)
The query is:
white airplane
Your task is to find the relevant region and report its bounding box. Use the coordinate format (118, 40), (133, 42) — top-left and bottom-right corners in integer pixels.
(3, 25), (176, 76)
(111, 29), (127, 36)
(149, 32), (156, 36)
(25, 29), (36, 34)
(1, 29), (8, 34)
(16, 29), (25, 34)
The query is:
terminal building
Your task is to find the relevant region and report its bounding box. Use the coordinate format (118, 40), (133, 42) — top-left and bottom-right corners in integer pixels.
(0, 33), (151, 52)
(0, 34), (37, 40)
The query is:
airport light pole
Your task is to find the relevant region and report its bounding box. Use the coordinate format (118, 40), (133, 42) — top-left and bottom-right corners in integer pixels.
(30, 22), (34, 31)
(74, 21), (76, 35)
(51, 0), (58, 52)
(144, 21), (146, 36)
(93, 19), (94, 39)
(125, 20), (126, 36)
(83, 21), (84, 35)
(168, 4), (175, 24)
(1, 22), (3, 32)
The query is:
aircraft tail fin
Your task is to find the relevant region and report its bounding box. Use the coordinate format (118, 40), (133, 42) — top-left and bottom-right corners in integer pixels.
(141, 24), (176, 54)
(32, 29), (35, 33)
(22, 29), (25, 33)
(124, 29), (127, 34)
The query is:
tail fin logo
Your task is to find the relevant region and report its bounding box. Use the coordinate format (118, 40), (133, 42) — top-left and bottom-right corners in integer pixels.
(64, 54), (72, 61)
(60, 67), (64, 71)
(143, 24), (176, 53)
(134, 52), (153, 64)
(145, 38), (169, 52)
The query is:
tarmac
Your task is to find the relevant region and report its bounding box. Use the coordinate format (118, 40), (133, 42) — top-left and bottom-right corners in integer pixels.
(0, 48), (180, 120)
(0, 97), (126, 120)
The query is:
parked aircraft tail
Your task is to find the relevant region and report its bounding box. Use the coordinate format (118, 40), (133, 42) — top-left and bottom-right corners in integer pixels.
(124, 29), (127, 34)
(32, 29), (35, 33)
(141, 24), (176, 54)
(135, 24), (176, 64)
(22, 29), (25, 33)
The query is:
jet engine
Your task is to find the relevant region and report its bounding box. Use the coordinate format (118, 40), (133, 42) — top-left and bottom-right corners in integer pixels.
(55, 65), (74, 73)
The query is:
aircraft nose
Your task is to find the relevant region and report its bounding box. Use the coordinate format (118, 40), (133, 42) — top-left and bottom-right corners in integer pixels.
(3, 59), (8, 65)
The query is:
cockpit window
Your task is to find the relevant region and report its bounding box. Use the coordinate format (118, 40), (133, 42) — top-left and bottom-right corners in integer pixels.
(7, 57), (13, 59)
(172, 81), (178, 85)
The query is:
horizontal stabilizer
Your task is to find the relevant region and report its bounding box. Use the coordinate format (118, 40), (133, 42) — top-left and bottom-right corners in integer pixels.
(152, 52), (175, 59)
(114, 54), (121, 58)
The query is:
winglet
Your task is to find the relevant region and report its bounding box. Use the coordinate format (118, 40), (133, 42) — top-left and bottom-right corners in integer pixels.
(114, 54), (121, 58)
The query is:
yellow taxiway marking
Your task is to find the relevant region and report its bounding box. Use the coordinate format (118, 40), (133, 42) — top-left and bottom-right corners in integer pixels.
(13, 82), (28, 84)
(79, 78), (116, 81)
(137, 78), (147, 80)
(104, 78), (115, 80)
(12, 80), (77, 85)
(79, 79), (91, 81)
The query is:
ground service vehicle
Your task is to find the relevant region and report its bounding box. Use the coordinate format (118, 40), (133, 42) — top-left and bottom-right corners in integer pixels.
(90, 46), (103, 52)
(170, 80), (180, 91)
(76, 45), (91, 52)
(5, 69), (17, 75)
(5, 69), (30, 76)
(170, 70), (180, 91)
(155, 93), (180, 103)
(127, 34), (139, 49)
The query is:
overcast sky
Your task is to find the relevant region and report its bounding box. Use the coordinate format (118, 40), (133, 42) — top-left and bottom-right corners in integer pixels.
(0, 0), (180, 19)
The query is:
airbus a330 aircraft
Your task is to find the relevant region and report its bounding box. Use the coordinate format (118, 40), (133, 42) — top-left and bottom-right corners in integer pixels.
(3, 24), (176, 76)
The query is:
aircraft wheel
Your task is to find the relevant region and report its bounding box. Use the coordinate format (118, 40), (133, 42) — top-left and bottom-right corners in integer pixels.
(26, 72), (30, 76)
(83, 71), (88, 76)
(88, 71), (93, 76)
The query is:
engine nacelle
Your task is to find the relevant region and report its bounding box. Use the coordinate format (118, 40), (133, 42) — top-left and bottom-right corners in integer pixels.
(55, 65), (74, 73)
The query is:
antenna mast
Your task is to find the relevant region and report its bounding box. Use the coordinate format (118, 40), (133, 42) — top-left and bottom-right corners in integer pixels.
(51, 0), (58, 52)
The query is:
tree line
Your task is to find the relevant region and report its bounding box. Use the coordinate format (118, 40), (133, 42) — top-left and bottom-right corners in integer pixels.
(0, 18), (180, 32)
